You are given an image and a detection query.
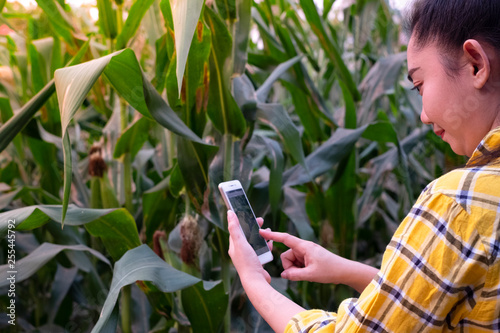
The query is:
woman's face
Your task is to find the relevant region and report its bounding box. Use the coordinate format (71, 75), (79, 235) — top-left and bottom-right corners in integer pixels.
(407, 37), (497, 157)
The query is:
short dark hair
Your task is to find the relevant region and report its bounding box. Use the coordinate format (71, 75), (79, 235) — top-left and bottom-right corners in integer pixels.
(406, 0), (500, 54)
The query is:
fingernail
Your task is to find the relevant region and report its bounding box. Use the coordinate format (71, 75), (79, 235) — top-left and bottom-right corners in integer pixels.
(281, 272), (287, 279)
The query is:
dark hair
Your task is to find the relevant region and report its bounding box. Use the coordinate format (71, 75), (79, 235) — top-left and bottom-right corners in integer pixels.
(406, 0), (500, 54)
(406, 0), (500, 166)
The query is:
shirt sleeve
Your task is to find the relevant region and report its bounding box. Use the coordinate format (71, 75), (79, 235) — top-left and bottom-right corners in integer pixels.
(284, 191), (489, 333)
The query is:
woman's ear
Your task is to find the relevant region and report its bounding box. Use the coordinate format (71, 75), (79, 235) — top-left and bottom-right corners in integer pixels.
(463, 39), (491, 89)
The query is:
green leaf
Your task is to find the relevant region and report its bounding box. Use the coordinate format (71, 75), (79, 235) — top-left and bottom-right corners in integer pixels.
(282, 187), (317, 242)
(113, 117), (154, 160)
(84, 208), (141, 261)
(205, 7), (246, 137)
(97, 0), (117, 39)
(233, 0), (252, 75)
(55, 49), (203, 222)
(35, 0), (74, 45)
(27, 137), (61, 195)
(56, 51), (120, 135)
(115, 0), (156, 49)
(358, 127), (430, 225)
(215, 0), (236, 20)
(48, 266), (78, 324)
(256, 103), (307, 170)
(283, 126), (368, 186)
(340, 80), (357, 129)
(256, 55), (303, 102)
(0, 79), (55, 153)
(142, 176), (181, 243)
(0, 96), (13, 122)
(361, 121), (399, 144)
(173, 0), (205, 97)
(253, 135), (284, 220)
(166, 15), (211, 137)
(0, 97), (23, 155)
(177, 138), (220, 227)
(91, 245), (201, 333)
(0, 205), (140, 260)
(30, 39), (60, 130)
(0, 243), (110, 288)
(299, 0), (360, 101)
(281, 80), (325, 142)
(181, 281), (228, 333)
(159, 0), (174, 30)
(358, 52), (407, 124)
(0, 187), (24, 210)
(327, 151), (357, 257)
(153, 34), (171, 91)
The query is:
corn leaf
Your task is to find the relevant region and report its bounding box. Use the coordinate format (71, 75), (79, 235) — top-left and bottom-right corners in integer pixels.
(55, 49), (204, 223)
(96, 0), (117, 40)
(113, 117), (154, 160)
(299, 0), (360, 101)
(233, 0), (252, 75)
(91, 245), (201, 333)
(172, 0), (205, 97)
(177, 137), (220, 227)
(0, 243), (110, 288)
(115, 0), (156, 49)
(283, 126), (369, 187)
(204, 7), (246, 137)
(181, 281), (228, 333)
(0, 79), (55, 153)
(256, 103), (307, 171)
(35, 0), (74, 45)
(0, 204), (141, 260)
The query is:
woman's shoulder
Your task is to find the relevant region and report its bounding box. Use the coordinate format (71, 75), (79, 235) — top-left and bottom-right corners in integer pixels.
(423, 164), (500, 205)
(416, 165), (500, 241)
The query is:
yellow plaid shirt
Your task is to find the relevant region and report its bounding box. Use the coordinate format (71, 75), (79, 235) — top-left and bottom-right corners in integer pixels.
(285, 128), (500, 332)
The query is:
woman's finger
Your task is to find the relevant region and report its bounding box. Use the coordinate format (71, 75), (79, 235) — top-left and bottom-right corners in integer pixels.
(256, 217), (264, 228)
(259, 229), (303, 248)
(227, 211), (244, 241)
(280, 249), (298, 270)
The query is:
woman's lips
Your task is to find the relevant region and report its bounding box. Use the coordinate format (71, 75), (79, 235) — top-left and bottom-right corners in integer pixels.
(435, 129), (445, 139)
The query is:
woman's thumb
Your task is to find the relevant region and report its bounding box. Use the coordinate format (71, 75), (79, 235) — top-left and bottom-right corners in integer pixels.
(281, 267), (304, 281)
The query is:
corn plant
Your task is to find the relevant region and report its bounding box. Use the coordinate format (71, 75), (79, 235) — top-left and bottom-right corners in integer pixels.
(0, 0), (464, 332)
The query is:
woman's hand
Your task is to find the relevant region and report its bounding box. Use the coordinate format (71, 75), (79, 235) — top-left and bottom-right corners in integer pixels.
(259, 229), (341, 283)
(260, 229), (379, 292)
(227, 211), (306, 333)
(227, 211), (271, 284)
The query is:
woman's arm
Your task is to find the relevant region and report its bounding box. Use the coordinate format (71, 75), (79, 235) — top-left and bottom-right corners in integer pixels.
(260, 229), (379, 293)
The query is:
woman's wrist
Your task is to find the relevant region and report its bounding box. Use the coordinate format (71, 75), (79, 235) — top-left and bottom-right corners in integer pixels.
(338, 259), (379, 293)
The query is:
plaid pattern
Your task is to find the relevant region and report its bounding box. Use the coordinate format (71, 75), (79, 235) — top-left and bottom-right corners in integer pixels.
(285, 128), (500, 333)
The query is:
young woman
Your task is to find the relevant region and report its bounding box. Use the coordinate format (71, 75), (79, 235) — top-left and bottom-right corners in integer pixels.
(227, 0), (500, 331)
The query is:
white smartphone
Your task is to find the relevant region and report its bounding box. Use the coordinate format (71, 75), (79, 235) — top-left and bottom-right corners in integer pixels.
(218, 180), (273, 265)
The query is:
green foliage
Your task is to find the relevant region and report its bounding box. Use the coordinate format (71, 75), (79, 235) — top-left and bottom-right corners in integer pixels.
(0, 0), (464, 332)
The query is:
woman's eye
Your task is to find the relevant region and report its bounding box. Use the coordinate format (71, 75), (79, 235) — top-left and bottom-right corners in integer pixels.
(411, 85), (421, 93)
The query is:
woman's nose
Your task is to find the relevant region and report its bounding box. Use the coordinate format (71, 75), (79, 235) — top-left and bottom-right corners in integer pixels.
(420, 108), (431, 125)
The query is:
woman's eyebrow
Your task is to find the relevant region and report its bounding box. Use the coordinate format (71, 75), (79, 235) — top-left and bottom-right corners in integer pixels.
(407, 67), (421, 82)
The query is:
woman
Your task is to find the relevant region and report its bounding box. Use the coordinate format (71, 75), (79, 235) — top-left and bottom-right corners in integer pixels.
(227, 0), (500, 331)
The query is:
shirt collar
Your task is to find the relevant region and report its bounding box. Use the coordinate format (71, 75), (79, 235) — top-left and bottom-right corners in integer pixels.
(466, 126), (500, 167)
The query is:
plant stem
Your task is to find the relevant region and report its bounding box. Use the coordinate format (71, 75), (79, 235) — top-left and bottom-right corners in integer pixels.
(119, 97), (133, 331)
(223, 134), (233, 181)
(221, 134), (235, 331)
(121, 285), (132, 333)
(216, 227), (231, 333)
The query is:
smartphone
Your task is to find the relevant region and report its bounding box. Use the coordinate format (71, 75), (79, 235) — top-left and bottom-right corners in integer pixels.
(218, 180), (273, 265)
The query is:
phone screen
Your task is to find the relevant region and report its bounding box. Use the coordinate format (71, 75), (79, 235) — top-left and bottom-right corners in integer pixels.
(226, 188), (269, 255)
